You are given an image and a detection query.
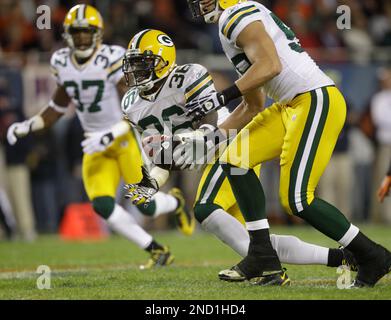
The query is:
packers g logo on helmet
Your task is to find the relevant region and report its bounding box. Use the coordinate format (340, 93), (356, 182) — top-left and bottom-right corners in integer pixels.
(122, 29), (176, 94)
(187, 0), (247, 23)
(157, 35), (174, 47)
(63, 4), (104, 59)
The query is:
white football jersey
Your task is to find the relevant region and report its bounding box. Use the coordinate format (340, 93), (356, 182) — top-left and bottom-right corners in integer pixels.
(121, 63), (228, 136)
(50, 44), (125, 132)
(218, 1), (334, 103)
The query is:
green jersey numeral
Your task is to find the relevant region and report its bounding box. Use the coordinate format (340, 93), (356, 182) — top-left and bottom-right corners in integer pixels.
(138, 105), (193, 133)
(139, 115), (164, 133)
(162, 105), (193, 132)
(63, 80), (104, 113)
(82, 80), (104, 112)
(122, 90), (138, 111)
(270, 13), (304, 53)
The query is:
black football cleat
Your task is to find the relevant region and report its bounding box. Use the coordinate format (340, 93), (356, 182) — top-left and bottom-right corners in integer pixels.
(250, 268), (291, 286)
(219, 264), (291, 286)
(340, 247), (358, 272)
(235, 248), (283, 278)
(139, 245), (174, 270)
(353, 244), (391, 287)
(219, 250), (290, 286)
(218, 265), (246, 282)
(219, 265), (291, 287)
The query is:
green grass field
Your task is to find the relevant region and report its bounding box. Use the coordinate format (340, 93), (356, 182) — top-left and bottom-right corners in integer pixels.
(1, 225), (390, 300)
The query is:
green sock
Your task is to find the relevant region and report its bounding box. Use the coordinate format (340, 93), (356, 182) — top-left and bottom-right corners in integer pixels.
(298, 198), (351, 241)
(137, 200), (157, 217)
(221, 164), (266, 221)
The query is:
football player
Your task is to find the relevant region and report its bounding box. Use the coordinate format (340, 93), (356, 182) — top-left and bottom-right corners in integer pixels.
(185, 0), (391, 287)
(121, 29), (357, 285)
(6, 4), (195, 269)
(378, 161), (391, 203)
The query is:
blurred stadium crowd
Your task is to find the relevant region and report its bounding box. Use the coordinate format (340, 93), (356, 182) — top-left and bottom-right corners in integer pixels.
(1, 0), (391, 58)
(0, 0), (390, 241)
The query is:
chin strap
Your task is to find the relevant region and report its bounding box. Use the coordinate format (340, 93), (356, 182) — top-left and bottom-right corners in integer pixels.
(65, 30), (101, 59)
(74, 48), (95, 59)
(204, 2), (222, 23)
(139, 77), (167, 102)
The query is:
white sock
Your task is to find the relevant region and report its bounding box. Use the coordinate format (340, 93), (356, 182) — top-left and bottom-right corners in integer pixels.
(152, 191), (178, 217)
(201, 209), (329, 265)
(107, 204), (152, 249)
(201, 209), (250, 257)
(270, 234), (329, 265)
(245, 219), (270, 231)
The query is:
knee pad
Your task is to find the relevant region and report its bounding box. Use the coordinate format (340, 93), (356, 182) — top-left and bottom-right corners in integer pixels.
(92, 196), (115, 219)
(193, 203), (222, 223)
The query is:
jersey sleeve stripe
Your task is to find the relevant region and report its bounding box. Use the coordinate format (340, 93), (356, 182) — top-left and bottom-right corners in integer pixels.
(226, 9), (260, 39)
(224, 7), (261, 39)
(107, 64), (122, 78)
(107, 55), (124, 69)
(185, 72), (210, 94)
(185, 78), (213, 102)
(106, 57), (123, 76)
(221, 5), (257, 36)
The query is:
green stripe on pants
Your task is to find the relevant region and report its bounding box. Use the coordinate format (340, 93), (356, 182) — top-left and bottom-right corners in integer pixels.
(288, 90), (317, 214)
(197, 162), (220, 203)
(300, 87), (330, 208)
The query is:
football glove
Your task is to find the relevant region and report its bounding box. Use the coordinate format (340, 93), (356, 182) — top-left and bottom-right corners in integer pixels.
(185, 91), (226, 121)
(173, 125), (226, 170)
(81, 130), (114, 154)
(124, 166), (159, 205)
(172, 130), (207, 170)
(7, 116), (44, 145)
(81, 120), (130, 154)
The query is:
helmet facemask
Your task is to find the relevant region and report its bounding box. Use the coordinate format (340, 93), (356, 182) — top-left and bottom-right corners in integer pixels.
(63, 25), (102, 59)
(187, 0), (221, 23)
(122, 49), (168, 93)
